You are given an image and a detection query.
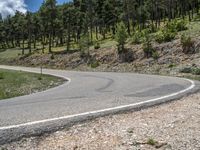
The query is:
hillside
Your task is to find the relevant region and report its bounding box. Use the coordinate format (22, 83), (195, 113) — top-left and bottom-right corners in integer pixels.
(1, 19), (200, 78)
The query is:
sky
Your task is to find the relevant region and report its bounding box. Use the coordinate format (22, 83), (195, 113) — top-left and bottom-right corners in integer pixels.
(25, 0), (71, 12)
(0, 0), (71, 19)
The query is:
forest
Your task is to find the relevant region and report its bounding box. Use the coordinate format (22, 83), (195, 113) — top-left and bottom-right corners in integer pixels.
(0, 0), (199, 56)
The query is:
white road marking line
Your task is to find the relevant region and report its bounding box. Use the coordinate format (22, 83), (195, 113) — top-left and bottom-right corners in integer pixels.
(0, 68), (195, 131)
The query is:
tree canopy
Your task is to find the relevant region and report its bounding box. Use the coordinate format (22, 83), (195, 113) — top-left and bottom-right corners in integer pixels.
(0, 0), (199, 54)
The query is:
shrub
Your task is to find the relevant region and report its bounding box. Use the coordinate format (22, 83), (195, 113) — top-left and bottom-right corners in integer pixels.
(143, 44), (156, 58)
(180, 67), (193, 73)
(192, 68), (200, 75)
(94, 42), (100, 49)
(149, 24), (158, 33)
(166, 19), (188, 32)
(155, 29), (176, 43)
(181, 34), (195, 54)
(142, 36), (156, 58)
(131, 29), (149, 44)
(180, 67), (200, 75)
(90, 61), (100, 68)
(131, 31), (143, 44)
(152, 51), (159, 60)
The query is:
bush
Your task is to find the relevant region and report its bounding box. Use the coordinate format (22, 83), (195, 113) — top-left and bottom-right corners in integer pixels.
(90, 61), (100, 68)
(181, 34), (195, 54)
(142, 36), (156, 58)
(149, 24), (158, 33)
(94, 42), (100, 49)
(131, 31), (143, 44)
(155, 29), (176, 43)
(180, 67), (200, 75)
(192, 68), (200, 75)
(166, 19), (188, 32)
(131, 29), (149, 44)
(143, 43), (156, 58)
(152, 51), (159, 60)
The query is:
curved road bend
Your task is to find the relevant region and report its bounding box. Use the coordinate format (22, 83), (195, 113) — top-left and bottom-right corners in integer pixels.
(0, 65), (199, 142)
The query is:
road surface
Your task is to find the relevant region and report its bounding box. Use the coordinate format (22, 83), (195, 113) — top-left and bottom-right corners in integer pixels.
(0, 65), (199, 144)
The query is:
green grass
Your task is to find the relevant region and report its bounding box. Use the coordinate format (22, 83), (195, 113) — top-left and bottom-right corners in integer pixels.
(147, 138), (158, 146)
(0, 48), (23, 60)
(100, 40), (117, 49)
(179, 20), (200, 37)
(0, 69), (65, 100)
(184, 75), (200, 81)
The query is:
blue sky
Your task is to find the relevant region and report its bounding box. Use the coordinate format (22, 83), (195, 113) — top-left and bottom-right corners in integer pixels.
(25, 0), (71, 12)
(0, 0), (72, 18)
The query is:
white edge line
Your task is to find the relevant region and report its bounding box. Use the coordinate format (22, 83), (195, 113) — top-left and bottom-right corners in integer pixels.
(0, 66), (196, 131)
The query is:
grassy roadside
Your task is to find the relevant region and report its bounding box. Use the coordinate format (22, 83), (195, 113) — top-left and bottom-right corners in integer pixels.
(183, 75), (200, 81)
(0, 69), (65, 100)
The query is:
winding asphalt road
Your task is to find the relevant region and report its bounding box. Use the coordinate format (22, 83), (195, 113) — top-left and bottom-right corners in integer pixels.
(0, 65), (199, 144)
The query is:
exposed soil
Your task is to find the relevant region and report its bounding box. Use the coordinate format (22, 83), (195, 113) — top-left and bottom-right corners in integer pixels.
(3, 37), (200, 76)
(1, 92), (200, 150)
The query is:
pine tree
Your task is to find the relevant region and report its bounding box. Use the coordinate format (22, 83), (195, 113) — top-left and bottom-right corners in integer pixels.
(115, 22), (128, 53)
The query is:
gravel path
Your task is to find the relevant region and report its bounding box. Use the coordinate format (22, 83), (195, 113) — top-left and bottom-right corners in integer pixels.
(1, 93), (200, 150)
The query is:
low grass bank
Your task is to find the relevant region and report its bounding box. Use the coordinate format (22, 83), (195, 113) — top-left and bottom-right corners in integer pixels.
(183, 75), (200, 81)
(0, 69), (65, 100)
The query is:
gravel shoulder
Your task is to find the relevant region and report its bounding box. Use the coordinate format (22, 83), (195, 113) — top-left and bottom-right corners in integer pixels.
(1, 92), (200, 150)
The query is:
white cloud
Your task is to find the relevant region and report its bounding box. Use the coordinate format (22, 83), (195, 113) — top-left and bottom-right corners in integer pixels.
(0, 0), (27, 19)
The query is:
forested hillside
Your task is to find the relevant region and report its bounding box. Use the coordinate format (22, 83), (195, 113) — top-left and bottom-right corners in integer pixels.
(0, 0), (200, 75)
(0, 0), (199, 52)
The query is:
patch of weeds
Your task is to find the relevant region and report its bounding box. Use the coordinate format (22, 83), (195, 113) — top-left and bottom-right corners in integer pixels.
(131, 31), (144, 44)
(147, 138), (158, 146)
(181, 34), (195, 54)
(90, 61), (100, 68)
(133, 138), (168, 149)
(180, 67), (193, 73)
(0, 72), (4, 80)
(168, 63), (176, 68)
(192, 68), (200, 75)
(127, 128), (134, 134)
(152, 51), (159, 60)
(155, 29), (176, 43)
(184, 75), (200, 81)
(94, 42), (100, 49)
(166, 19), (188, 32)
(131, 29), (149, 44)
(142, 35), (157, 59)
(180, 67), (200, 75)
(37, 76), (43, 81)
(50, 54), (55, 60)
(20, 53), (32, 60)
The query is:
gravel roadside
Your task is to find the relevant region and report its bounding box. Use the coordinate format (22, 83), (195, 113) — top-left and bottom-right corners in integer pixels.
(1, 93), (200, 150)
